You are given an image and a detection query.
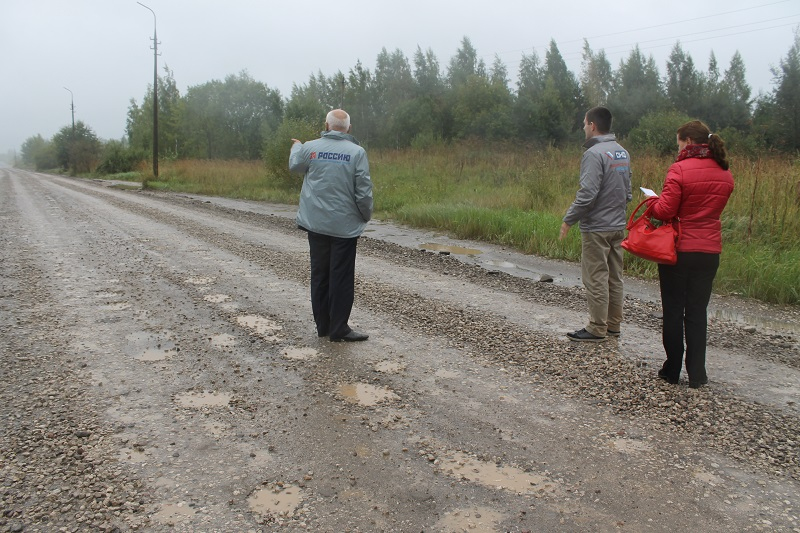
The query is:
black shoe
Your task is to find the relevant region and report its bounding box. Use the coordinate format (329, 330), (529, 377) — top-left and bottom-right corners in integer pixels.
(658, 369), (679, 384)
(566, 328), (606, 342)
(607, 330), (620, 337)
(330, 330), (369, 342)
(689, 377), (709, 389)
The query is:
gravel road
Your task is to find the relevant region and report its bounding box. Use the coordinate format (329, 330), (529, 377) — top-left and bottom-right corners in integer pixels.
(1, 168), (798, 532)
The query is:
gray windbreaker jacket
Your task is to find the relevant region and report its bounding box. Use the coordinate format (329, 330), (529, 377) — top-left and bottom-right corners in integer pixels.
(563, 133), (632, 232)
(290, 130), (373, 238)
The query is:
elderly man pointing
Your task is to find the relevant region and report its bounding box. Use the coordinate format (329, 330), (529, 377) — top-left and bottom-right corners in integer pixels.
(289, 109), (373, 342)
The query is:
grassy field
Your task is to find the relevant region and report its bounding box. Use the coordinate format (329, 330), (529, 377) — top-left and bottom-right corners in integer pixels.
(114, 144), (800, 305)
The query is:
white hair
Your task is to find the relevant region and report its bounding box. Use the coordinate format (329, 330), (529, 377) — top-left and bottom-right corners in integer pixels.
(326, 109), (350, 132)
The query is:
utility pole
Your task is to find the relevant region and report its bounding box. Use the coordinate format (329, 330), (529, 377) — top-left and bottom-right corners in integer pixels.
(138, 2), (159, 179)
(63, 87), (75, 133)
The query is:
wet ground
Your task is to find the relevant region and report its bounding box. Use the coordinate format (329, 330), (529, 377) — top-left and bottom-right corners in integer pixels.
(1, 169), (798, 532)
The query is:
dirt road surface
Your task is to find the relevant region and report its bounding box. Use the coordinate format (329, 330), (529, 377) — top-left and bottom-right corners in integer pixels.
(2, 168), (799, 532)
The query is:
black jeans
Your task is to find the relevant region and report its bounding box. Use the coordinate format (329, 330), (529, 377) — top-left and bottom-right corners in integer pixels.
(658, 252), (720, 382)
(307, 231), (358, 338)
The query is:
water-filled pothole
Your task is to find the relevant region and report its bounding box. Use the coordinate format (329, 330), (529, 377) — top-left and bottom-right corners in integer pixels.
(441, 451), (557, 495)
(339, 383), (400, 406)
(283, 347), (318, 360)
(237, 315), (282, 341)
(209, 333), (237, 348)
(247, 483), (304, 518)
(174, 391), (232, 408)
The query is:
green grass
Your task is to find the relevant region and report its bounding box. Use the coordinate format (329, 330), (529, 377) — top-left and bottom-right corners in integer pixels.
(105, 144), (800, 305)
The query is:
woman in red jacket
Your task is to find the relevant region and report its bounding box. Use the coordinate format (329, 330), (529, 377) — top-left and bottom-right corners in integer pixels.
(647, 120), (734, 389)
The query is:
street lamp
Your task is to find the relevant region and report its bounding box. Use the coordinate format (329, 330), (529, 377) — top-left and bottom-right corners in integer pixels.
(137, 1), (159, 179)
(63, 87), (75, 133)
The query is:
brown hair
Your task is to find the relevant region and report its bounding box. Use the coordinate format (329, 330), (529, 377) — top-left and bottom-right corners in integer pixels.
(677, 120), (729, 170)
(585, 106), (613, 134)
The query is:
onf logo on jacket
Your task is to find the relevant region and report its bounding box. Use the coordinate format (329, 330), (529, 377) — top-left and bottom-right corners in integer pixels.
(310, 151), (351, 162)
(606, 150), (629, 174)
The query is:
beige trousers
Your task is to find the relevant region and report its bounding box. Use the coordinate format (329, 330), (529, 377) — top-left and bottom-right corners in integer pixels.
(580, 230), (625, 336)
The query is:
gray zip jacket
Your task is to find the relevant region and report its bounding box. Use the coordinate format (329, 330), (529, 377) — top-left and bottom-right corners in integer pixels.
(290, 130), (373, 238)
(563, 133), (632, 232)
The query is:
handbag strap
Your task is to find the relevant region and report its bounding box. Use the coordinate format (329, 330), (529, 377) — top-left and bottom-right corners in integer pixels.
(627, 198), (652, 229)
(627, 196), (682, 244)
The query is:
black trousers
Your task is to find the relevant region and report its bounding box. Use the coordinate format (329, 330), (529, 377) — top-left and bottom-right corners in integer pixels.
(307, 231), (358, 338)
(657, 252), (720, 382)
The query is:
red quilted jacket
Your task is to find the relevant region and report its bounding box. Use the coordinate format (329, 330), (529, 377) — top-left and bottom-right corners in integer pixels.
(649, 155), (734, 254)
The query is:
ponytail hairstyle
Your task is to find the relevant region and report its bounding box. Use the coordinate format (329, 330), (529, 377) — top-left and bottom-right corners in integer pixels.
(677, 120), (729, 170)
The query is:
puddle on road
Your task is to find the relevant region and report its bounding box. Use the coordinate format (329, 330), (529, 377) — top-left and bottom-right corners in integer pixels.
(185, 276), (215, 285)
(210, 333), (237, 348)
(374, 360), (405, 373)
(152, 503), (196, 525)
(126, 331), (178, 361)
(419, 243), (482, 255)
(441, 451), (556, 495)
(248, 484), (304, 518)
(283, 347), (318, 361)
(711, 307), (800, 336)
(174, 391), (232, 409)
(484, 259), (519, 269)
(237, 315), (283, 341)
(339, 383), (400, 407)
(611, 438), (653, 454)
(203, 293), (231, 303)
(435, 507), (506, 532)
(118, 447), (148, 463)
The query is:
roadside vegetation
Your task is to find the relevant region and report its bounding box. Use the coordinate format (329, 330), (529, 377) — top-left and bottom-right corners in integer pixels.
(107, 145), (800, 306)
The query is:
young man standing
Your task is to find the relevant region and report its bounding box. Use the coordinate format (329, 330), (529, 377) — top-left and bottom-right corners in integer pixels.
(560, 106), (632, 341)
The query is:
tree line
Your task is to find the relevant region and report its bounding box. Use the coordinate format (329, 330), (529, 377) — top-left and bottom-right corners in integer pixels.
(20, 31), (800, 174)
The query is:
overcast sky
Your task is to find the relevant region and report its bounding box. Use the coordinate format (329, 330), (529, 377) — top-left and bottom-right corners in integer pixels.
(2, 0), (798, 154)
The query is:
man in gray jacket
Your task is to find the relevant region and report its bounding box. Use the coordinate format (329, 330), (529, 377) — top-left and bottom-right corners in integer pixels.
(289, 109), (373, 342)
(560, 106), (632, 341)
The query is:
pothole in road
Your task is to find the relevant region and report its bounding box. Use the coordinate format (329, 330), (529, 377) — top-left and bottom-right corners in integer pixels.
(339, 383), (400, 407)
(435, 507), (506, 532)
(374, 360), (405, 373)
(283, 347), (318, 361)
(118, 447), (148, 463)
(237, 315), (283, 341)
(174, 391), (232, 408)
(210, 333), (237, 348)
(127, 332), (178, 361)
(248, 483), (304, 519)
(101, 302), (131, 311)
(152, 503), (196, 526)
(441, 451), (558, 496)
(419, 243), (482, 255)
(203, 293), (231, 303)
(611, 438), (653, 454)
(185, 276), (215, 285)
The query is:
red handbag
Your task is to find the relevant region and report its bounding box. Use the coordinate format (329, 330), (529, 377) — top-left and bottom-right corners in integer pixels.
(621, 198), (680, 265)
